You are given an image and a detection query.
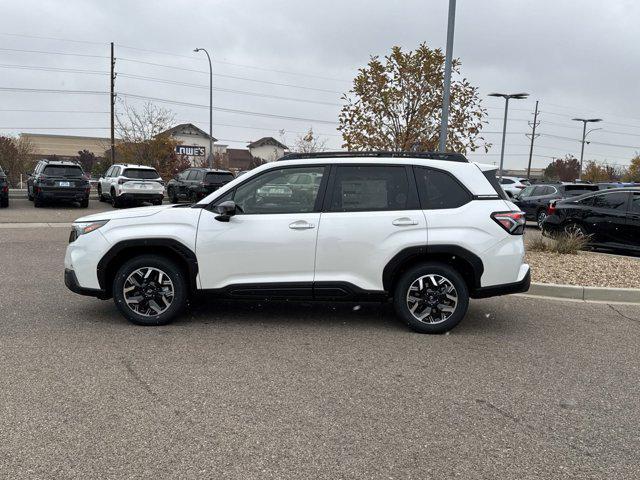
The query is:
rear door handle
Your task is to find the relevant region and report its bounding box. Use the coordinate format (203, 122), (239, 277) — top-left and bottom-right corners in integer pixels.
(392, 217), (419, 226)
(289, 220), (315, 230)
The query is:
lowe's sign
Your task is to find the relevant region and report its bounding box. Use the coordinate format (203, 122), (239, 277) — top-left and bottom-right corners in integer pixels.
(176, 145), (206, 156)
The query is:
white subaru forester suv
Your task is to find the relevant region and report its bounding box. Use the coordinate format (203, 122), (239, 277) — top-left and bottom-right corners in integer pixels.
(65, 152), (530, 334)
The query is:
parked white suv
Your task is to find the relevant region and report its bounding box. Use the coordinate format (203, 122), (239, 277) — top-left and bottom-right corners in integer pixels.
(65, 152), (530, 333)
(97, 164), (164, 208)
(499, 176), (530, 198)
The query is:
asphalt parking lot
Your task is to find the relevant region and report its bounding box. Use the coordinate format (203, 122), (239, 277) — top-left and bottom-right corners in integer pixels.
(1, 218), (639, 479)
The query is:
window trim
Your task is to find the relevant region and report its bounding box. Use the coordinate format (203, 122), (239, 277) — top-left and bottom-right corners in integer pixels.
(413, 165), (473, 210)
(204, 164), (330, 215)
(323, 163), (419, 213)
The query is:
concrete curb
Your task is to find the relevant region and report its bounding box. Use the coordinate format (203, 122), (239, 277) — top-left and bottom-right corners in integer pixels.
(522, 282), (640, 304)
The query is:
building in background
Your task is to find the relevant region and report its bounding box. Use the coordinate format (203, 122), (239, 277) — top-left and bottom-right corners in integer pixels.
(159, 123), (227, 166)
(247, 137), (288, 162)
(20, 133), (113, 161)
(19, 128), (290, 173)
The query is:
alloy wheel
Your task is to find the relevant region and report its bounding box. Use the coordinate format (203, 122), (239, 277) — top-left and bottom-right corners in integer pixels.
(537, 211), (547, 229)
(123, 267), (175, 317)
(406, 274), (458, 325)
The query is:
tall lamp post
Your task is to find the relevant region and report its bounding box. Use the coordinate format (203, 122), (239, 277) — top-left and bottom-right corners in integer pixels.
(488, 92), (529, 180)
(194, 47), (213, 168)
(438, 0), (457, 152)
(572, 118), (602, 180)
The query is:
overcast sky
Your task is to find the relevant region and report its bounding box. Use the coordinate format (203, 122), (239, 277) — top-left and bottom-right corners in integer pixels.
(1, 0), (639, 170)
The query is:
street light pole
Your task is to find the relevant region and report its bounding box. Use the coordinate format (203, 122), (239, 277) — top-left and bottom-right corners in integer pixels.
(572, 117), (602, 180)
(488, 92), (529, 180)
(438, 0), (457, 152)
(194, 48), (213, 169)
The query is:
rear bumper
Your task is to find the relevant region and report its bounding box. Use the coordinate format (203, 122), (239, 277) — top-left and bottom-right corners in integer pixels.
(37, 188), (89, 201)
(64, 268), (108, 299)
(471, 266), (531, 299)
(117, 193), (164, 202)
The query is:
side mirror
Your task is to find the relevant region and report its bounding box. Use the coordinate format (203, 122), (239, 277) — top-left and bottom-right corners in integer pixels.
(214, 200), (237, 222)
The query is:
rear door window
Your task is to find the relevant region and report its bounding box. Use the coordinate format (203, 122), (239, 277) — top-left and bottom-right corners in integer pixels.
(414, 167), (472, 209)
(593, 191), (629, 210)
(632, 193), (640, 213)
(329, 165), (416, 212)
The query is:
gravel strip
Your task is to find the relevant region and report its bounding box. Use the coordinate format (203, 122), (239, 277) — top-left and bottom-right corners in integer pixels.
(526, 250), (640, 288)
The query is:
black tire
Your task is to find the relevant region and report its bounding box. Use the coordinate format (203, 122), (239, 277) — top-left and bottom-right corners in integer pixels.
(168, 188), (179, 204)
(34, 196), (43, 208)
(0, 197), (8, 208)
(536, 209), (548, 229)
(152, 198), (163, 206)
(188, 190), (197, 204)
(564, 223), (588, 237)
(27, 187), (33, 201)
(112, 255), (187, 326)
(393, 262), (469, 334)
(111, 189), (122, 208)
(80, 198), (89, 208)
(97, 185), (106, 202)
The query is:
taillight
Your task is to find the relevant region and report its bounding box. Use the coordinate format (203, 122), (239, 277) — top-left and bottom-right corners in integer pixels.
(547, 201), (557, 216)
(491, 211), (526, 235)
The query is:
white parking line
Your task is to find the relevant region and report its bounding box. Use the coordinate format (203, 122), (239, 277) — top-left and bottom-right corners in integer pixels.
(0, 222), (73, 229)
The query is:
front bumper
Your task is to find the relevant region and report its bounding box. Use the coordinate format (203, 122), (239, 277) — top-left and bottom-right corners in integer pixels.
(471, 266), (531, 299)
(64, 268), (108, 299)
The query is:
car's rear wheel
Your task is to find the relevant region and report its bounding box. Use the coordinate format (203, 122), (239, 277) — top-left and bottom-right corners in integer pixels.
(168, 188), (179, 204)
(111, 188), (122, 208)
(0, 197), (8, 208)
(113, 255), (187, 326)
(80, 198), (89, 208)
(536, 209), (548, 229)
(97, 185), (106, 202)
(393, 263), (469, 334)
(564, 223), (588, 237)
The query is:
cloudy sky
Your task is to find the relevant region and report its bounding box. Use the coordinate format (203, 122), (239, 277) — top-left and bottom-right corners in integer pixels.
(1, 0), (639, 170)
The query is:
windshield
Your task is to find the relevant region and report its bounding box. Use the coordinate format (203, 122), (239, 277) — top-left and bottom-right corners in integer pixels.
(43, 165), (84, 177)
(123, 168), (159, 179)
(205, 172), (234, 184)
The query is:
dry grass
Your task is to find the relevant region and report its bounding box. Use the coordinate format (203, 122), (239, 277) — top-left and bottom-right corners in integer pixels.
(527, 231), (590, 255)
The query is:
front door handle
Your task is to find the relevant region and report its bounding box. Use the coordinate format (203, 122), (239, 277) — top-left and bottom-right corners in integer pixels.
(289, 220), (315, 230)
(392, 217), (418, 226)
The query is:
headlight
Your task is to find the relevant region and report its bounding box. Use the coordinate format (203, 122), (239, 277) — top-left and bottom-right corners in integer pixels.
(69, 220), (109, 242)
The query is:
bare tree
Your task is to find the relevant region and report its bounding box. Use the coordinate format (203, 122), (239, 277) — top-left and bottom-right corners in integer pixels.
(293, 127), (328, 153)
(116, 101), (176, 142)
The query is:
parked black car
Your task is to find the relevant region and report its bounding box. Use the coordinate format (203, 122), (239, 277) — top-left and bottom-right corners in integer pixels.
(0, 166), (9, 208)
(513, 183), (600, 228)
(167, 167), (235, 203)
(543, 188), (640, 252)
(27, 159), (90, 208)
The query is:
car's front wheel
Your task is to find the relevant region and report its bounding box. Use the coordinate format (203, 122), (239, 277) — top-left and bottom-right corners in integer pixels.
(113, 255), (187, 326)
(393, 262), (469, 334)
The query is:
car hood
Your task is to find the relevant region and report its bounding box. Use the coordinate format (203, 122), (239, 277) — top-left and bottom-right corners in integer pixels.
(73, 204), (179, 223)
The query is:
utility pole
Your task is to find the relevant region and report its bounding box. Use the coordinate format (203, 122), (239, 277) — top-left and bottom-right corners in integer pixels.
(438, 0), (456, 152)
(110, 42), (116, 165)
(572, 117), (602, 180)
(526, 100), (540, 180)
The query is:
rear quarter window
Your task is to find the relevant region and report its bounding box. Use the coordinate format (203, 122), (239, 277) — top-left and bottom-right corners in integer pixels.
(414, 167), (473, 209)
(481, 169), (508, 200)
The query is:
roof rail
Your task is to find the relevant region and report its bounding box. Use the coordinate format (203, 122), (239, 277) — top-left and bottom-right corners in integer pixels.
(278, 150), (469, 163)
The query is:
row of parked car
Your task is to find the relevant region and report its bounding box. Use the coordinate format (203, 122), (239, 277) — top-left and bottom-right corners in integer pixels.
(0, 159), (240, 209)
(499, 176), (640, 253)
